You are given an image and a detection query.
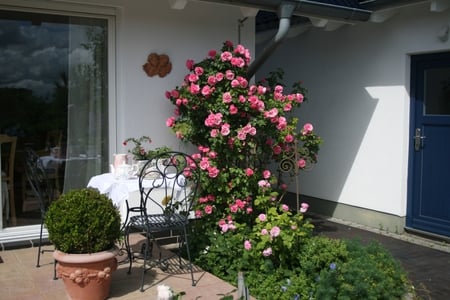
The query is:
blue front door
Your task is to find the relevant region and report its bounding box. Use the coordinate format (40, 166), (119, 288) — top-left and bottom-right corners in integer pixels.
(407, 52), (450, 237)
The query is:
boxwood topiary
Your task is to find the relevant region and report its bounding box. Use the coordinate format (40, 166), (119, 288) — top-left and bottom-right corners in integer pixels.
(44, 188), (122, 254)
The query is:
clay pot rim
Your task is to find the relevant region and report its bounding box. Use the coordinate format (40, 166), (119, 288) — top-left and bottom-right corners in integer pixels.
(53, 246), (119, 264)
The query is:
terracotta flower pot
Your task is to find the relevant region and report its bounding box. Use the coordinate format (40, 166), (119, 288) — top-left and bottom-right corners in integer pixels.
(53, 247), (119, 300)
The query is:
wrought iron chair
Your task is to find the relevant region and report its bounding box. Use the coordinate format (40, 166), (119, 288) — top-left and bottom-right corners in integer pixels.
(123, 151), (200, 291)
(24, 147), (57, 279)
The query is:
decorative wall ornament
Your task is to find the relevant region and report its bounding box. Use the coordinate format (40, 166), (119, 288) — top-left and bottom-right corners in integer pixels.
(143, 53), (172, 78)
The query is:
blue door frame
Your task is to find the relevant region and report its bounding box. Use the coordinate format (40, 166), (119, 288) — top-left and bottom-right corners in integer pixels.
(407, 52), (450, 237)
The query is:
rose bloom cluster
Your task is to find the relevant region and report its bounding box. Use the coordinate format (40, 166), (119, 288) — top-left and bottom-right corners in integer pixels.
(165, 41), (321, 258)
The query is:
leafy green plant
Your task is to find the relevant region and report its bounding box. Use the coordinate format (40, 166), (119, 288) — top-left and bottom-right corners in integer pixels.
(44, 187), (122, 253)
(314, 240), (409, 299)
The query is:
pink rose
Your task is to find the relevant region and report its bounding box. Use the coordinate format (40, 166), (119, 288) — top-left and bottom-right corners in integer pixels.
(229, 104), (238, 115)
(208, 166), (219, 178)
(258, 213), (267, 222)
(204, 205), (213, 214)
(245, 168), (254, 176)
(166, 116), (175, 127)
(281, 204), (289, 212)
(185, 59), (194, 70)
(303, 123), (313, 134)
(222, 92), (232, 103)
(285, 134), (294, 143)
(270, 226), (281, 237)
(297, 159), (306, 169)
(208, 49), (217, 57)
(194, 66), (204, 76)
(300, 202), (309, 213)
(262, 247), (272, 257)
(244, 240), (252, 250)
(262, 170), (271, 179)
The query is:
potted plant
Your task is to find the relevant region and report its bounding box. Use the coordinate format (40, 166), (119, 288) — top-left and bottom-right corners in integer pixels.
(44, 188), (122, 300)
(123, 135), (173, 160)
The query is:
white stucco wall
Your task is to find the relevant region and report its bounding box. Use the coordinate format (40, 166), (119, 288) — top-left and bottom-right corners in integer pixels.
(257, 3), (450, 216)
(111, 0), (255, 154)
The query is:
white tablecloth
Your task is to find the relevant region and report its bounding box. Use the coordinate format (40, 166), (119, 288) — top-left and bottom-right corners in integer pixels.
(87, 173), (186, 224)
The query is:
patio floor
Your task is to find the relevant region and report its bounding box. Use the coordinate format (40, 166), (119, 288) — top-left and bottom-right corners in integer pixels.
(1, 216), (449, 299)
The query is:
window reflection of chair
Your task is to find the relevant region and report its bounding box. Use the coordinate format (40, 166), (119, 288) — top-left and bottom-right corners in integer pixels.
(0, 134), (17, 225)
(24, 147), (56, 279)
(123, 151), (200, 291)
(43, 130), (63, 193)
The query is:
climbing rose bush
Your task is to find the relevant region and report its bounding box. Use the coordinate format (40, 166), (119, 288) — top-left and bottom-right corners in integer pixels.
(165, 41), (321, 276)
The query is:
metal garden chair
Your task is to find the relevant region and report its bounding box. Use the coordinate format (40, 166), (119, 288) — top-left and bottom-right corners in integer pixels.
(123, 151), (200, 291)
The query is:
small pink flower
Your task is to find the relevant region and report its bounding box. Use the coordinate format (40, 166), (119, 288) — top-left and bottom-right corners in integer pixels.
(222, 92), (232, 103)
(194, 66), (204, 76)
(210, 129), (219, 137)
(262, 247), (272, 257)
(215, 72), (224, 81)
(230, 204), (238, 213)
(245, 168), (254, 176)
(262, 170), (271, 179)
(303, 123), (314, 134)
(185, 59), (194, 70)
(221, 123), (230, 136)
(270, 226), (281, 237)
(244, 240), (252, 250)
(229, 104), (238, 114)
(225, 70), (235, 80)
(285, 134), (294, 143)
(207, 166), (219, 178)
(201, 85), (213, 97)
(300, 202), (309, 213)
(204, 205), (213, 214)
(258, 214), (267, 222)
(189, 83), (200, 94)
(166, 116), (176, 127)
(258, 180), (270, 188)
(188, 73), (199, 83)
(297, 159), (306, 169)
(207, 75), (216, 85)
(208, 49), (217, 57)
(221, 51), (232, 62)
(281, 204), (289, 212)
(261, 228), (268, 235)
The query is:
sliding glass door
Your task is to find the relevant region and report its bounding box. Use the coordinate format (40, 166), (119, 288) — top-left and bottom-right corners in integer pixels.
(0, 9), (110, 229)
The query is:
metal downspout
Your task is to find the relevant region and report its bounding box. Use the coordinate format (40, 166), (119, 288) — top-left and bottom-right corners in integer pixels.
(246, 1), (297, 79)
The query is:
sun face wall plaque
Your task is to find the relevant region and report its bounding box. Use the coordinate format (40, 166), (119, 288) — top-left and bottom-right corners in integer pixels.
(143, 53), (172, 78)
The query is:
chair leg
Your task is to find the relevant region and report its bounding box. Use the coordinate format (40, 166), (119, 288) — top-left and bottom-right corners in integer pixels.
(53, 259), (57, 280)
(36, 221), (44, 267)
(183, 228), (196, 286)
(140, 240), (149, 292)
(124, 227), (134, 275)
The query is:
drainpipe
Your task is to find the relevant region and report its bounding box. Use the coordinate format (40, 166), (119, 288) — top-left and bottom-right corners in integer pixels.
(246, 1), (297, 79)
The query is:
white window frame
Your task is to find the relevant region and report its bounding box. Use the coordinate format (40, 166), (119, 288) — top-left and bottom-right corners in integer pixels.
(0, 0), (117, 246)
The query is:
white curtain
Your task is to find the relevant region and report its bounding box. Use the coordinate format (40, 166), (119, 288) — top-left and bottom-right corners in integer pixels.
(63, 18), (108, 193)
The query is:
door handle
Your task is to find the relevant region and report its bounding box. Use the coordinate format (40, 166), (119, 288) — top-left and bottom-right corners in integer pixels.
(414, 128), (426, 151)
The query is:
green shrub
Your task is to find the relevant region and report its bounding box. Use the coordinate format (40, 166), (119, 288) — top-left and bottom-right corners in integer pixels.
(44, 188), (122, 254)
(195, 235), (411, 299)
(314, 240), (409, 299)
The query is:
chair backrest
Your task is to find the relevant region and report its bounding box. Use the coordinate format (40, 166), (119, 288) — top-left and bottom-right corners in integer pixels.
(0, 134), (17, 182)
(137, 151), (200, 220)
(24, 148), (54, 214)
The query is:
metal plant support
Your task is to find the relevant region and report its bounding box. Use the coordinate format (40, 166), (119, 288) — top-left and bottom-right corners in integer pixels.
(278, 140), (301, 212)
